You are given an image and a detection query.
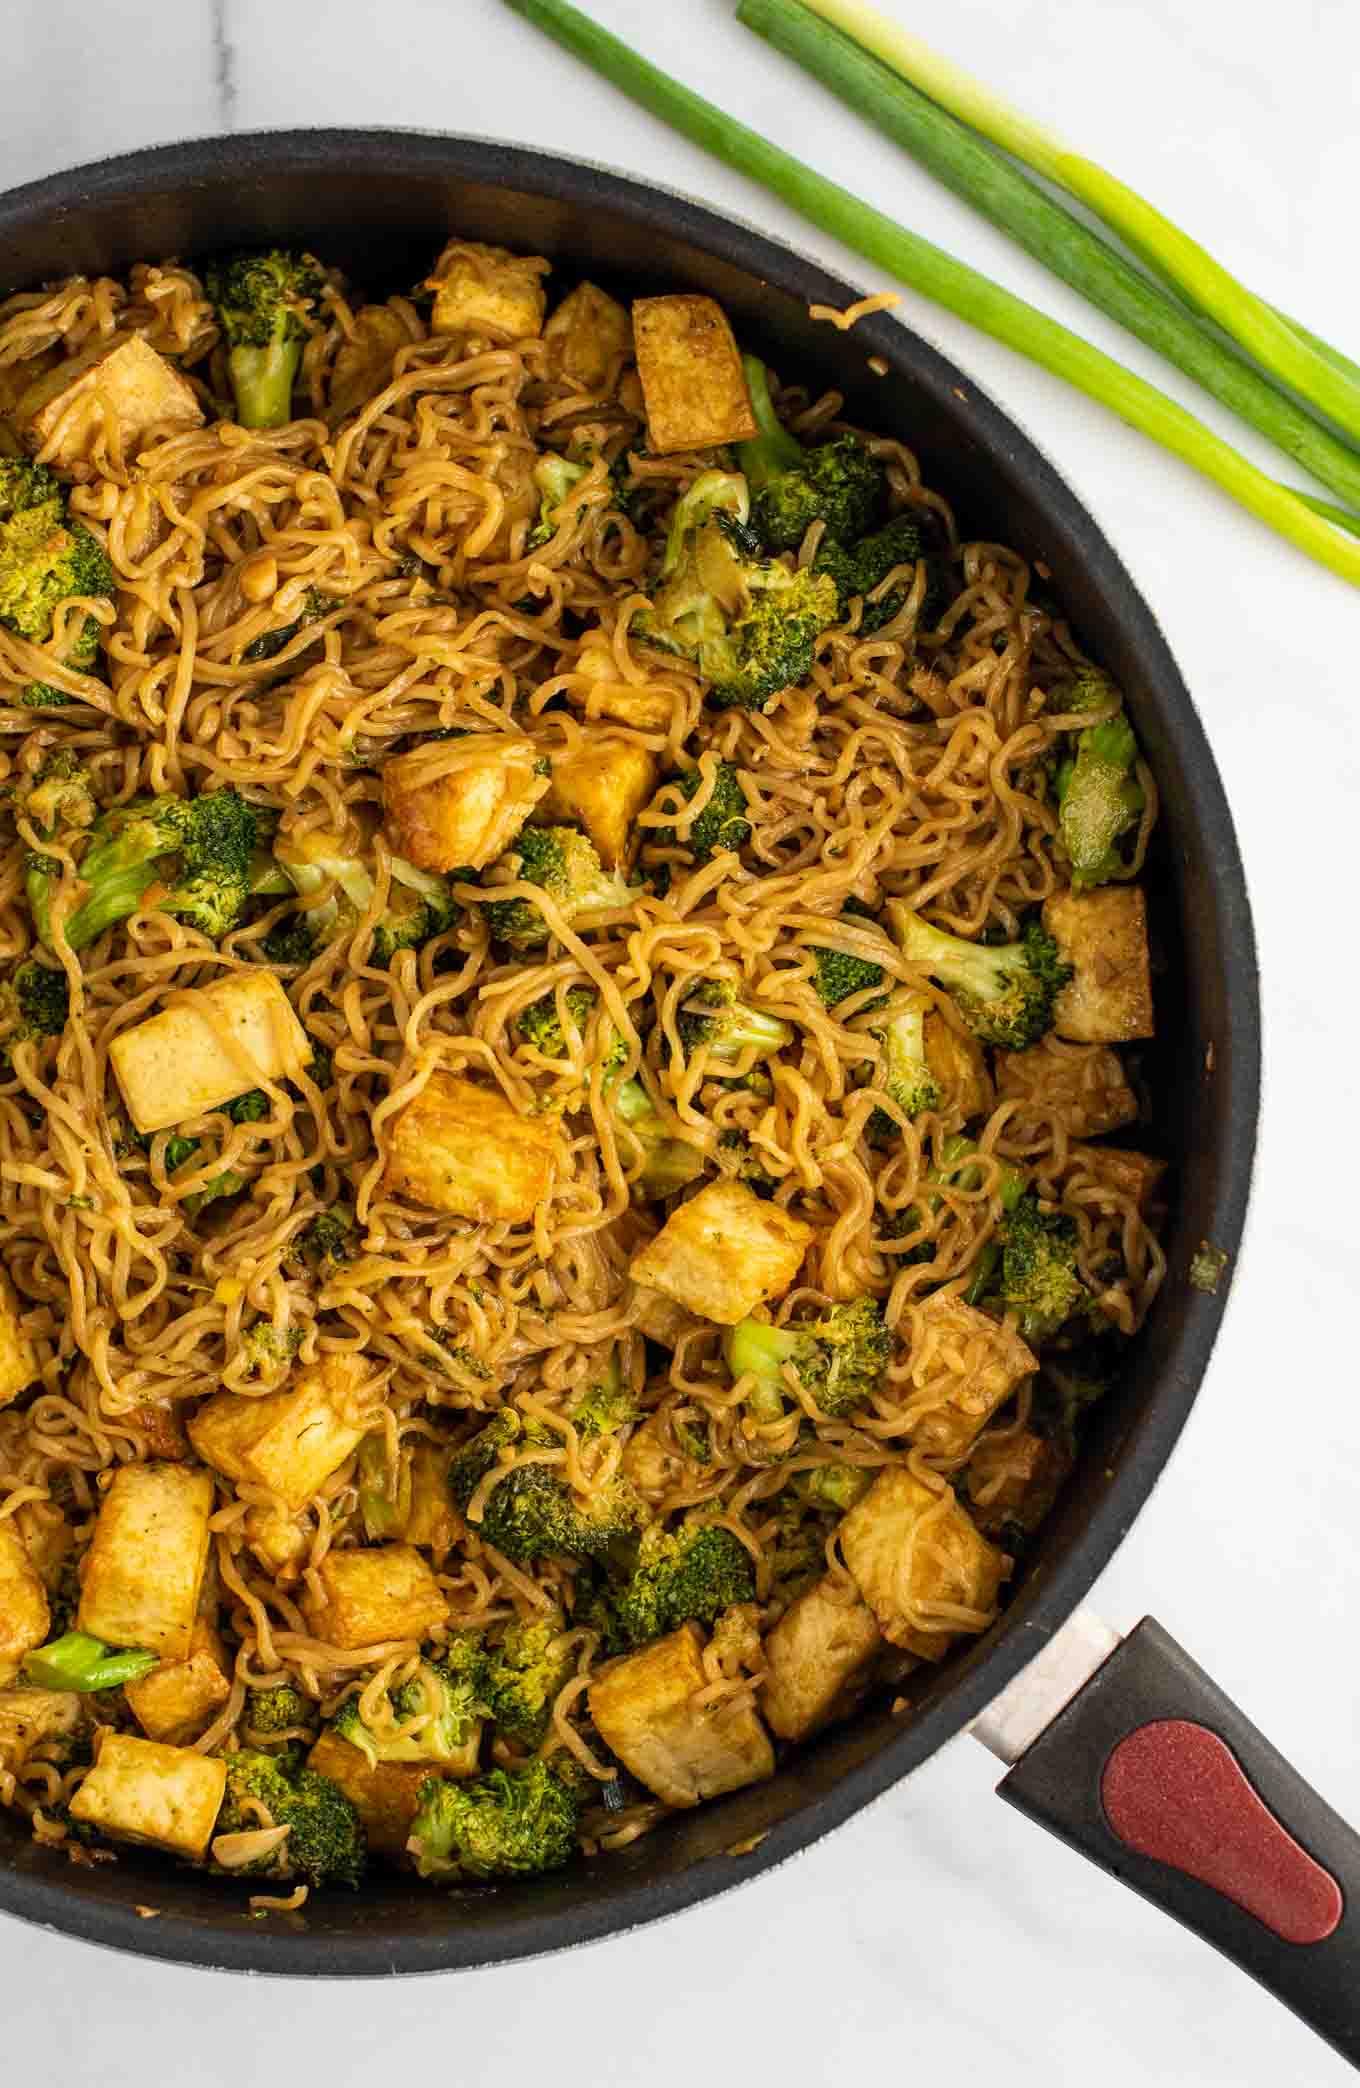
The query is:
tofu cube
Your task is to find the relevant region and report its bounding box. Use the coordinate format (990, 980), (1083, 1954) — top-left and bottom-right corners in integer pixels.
(628, 1181), (813, 1327)
(330, 304), (410, 418)
(632, 296), (757, 455)
(303, 1543), (450, 1650)
(1045, 886), (1154, 1043)
(308, 1729), (445, 1860)
(572, 642), (675, 732)
(589, 1622), (774, 1807)
(125, 1614), (231, 1744)
(403, 1443), (461, 1559)
(0, 1520), (50, 1686)
(841, 1467), (1010, 1660)
(903, 1294), (1037, 1462)
(1065, 1142), (1167, 1213)
(425, 241), (549, 341)
(109, 969), (311, 1134)
(68, 1730), (227, 1861)
(17, 335), (204, 468)
(543, 282), (633, 389)
(78, 1463), (213, 1661)
(542, 736), (658, 869)
(381, 733), (548, 875)
(187, 1352), (378, 1514)
(384, 1071), (562, 1224)
(965, 1427), (1074, 1544)
(244, 1503), (312, 1580)
(0, 1271), (40, 1412)
(0, 1688), (82, 1781)
(995, 1037), (1138, 1139)
(760, 1577), (883, 1742)
(923, 1010), (993, 1122)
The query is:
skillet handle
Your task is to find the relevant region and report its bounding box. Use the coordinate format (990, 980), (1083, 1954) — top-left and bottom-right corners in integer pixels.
(997, 1616), (1360, 2069)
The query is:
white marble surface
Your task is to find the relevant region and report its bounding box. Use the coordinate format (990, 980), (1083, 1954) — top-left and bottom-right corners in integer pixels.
(3, 1), (1359, 2080)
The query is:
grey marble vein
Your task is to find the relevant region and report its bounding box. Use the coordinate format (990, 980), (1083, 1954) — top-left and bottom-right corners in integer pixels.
(211, 0), (237, 131)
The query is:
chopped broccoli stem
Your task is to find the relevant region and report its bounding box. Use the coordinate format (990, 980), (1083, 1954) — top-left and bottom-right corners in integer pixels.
(659, 762), (752, 860)
(587, 1521), (755, 1651)
(23, 1630), (157, 1693)
(485, 826), (635, 952)
(206, 250), (324, 428)
(408, 1758), (581, 1882)
(677, 978), (792, 1062)
(215, 1748), (365, 1888)
(1056, 711), (1145, 887)
(869, 995), (940, 1125)
(527, 453), (589, 549)
(738, 356), (882, 550)
(609, 1076), (705, 1196)
(726, 1298), (890, 1420)
(895, 912), (1072, 1050)
(794, 1463), (875, 1513)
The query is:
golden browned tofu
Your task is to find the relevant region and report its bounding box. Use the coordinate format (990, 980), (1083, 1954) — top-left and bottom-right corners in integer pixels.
(125, 1614), (231, 1744)
(78, 1463), (213, 1661)
(69, 1730), (227, 1861)
(632, 296), (757, 455)
(0, 1271), (39, 1412)
(1065, 1142), (1167, 1213)
(903, 1293), (1038, 1462)
(0, 1520), (50, 1686)
(403, 1443), (461, 1559)
(542, 737), (658, 869)
(303, 1544), (450, 1650)
(330, 305), (410, 417)
(0, 1689), (81, 1780)
(384, 1071), (562, 1224)
(841, 1467), (1010, 1660)
(628, 1181), (813, 1327)
(425, 241), (548, 340)
(760, 1577), (883, 1742)
(243, 1503), (312, 1580)
(1045, 887), (1154, 1044)
(995, 1037), (1138, 1139)
(589, 1623), (774, 1807)
(109, 970), (311, 1134)
(381, 733), (548, 874)
(921, 1009), (993, 1122)
(307, 1730), (441, 1860)
(544, 282), (633, 389)
(572, 643), (676, 732)
(188, 1352), (377, 1514)
(964, 1428), (1074, 1544)
(17, 335), (204, 467)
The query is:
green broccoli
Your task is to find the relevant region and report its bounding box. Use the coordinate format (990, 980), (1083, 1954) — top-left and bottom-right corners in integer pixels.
(484, 825), (635, 952)
(516, 985), (626, 1074)
(214, 1747), (365, 1888)
(992, 1194), (1087, 1342)
(0, 458), (113, 702)
(677, 978), (791, 1064)
(657, 762), (751, 861)
(868, 994), (940, 1126)
(142, 1086), (268, 1216)
(725, 1298), (890, 1421)
(242, 586), (337, 663)
(242, 1321), (304, 1373)
(1056, 715), (1145, 887)
(737, 356), (881, 551)
(244, 1684), (316, 1742)
(22, 1630), (157, 1693)
(408, 1758), (581, 1882)
(205, 250), (325, 429)
(588, 1521), (755, 1652)
(895, 912), (1073, 1051)
(332, 1656), (484, 1768)
(27, 787), (256, 950)
(285, 1201), (358, 1278)
(448, 1410), (643, 1565)
(526, 454), (589, 550)
(0, 956), (69, 1069)
(609, 1076), (705, 1197)
(813, 513), (939, 632)
(810, 933), (886, 1010)
(1048, 666), (1121, 716)
(567, 1351), (637, 1438)
(371, 857), (459, 962)
(715, 1126), (778, 1197)
(793, 1463), (875, 1514)
(480, 1615), (575, 1745)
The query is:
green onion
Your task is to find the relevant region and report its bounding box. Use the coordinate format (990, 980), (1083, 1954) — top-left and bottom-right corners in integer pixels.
(23, 1630), (159, 1693)
(500, 0), (1360, 586)
(787, 0), (1360, 447)
(736, 0), (1360, 510)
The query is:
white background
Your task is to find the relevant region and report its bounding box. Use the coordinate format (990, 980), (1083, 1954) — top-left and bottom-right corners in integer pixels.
(3, 2), (1358, 2082)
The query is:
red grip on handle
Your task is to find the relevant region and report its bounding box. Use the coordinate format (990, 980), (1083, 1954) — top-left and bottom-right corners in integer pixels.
(1101, 1719), (1343, 1945)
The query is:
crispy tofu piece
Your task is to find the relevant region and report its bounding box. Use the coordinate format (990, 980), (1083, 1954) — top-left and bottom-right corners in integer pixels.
(0, 1520), (50, 1686)
(425, 241), (548, 341)
(403, 1443), (461, 1559)
(303, 1544), (450, 1650)
(0, 1689), (81, 1780)
(923, 1010), (993, 1122)
(632, 296), (756, 455)
(381, 733), (548, 874)
(572, 643), (676, 732)
(628, 1181), (813, 1327)
(1045, 886), (1154, 1044)
(544, 282), (633, 389)
(384, 1071), (562, 1224)
(760, 1577), (883, 1742)
(841, 1467), (1010, 1660)
(243, 1503), (312, 1580)
(125, 1614), (231, 1744)
(589, 1622), (774, 1807)
(69, 1730), (227, 1861)
(965, 1427), (1074, 1544)
(307, 1730), (444, 1860)
(1065, 1142), (1167, 1212)
(109, 970), (311, 1135)
(542, 737), (658, 869)
(330, 305), (410, 417)
(17, 335), (203, 468)
(0, 1271), (40, 1412)
(188, 1352), (377, 1514)
(903, 1294), (1038, 1462)
(78, 1463), (213, 1661)
(995, 1037), (1138, 1138)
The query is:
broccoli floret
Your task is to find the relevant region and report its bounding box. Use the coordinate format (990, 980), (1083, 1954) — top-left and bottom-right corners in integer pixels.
(677, 978), (791, 1064)
(0, 956), (69, 1069)
(589, 1522), (755, 1652)
(737, 356), (882, 551)
(0, 459), (113, 700)
(725, 1298), (890, 1421)
(993, 1194), (1087, 1343)
(813, 514), (935, 632)
(793, 1463), (874, 1513)
(609, 1076), (705, 1197)
(140, 1085), (267, 1216)
(333, 1656), (485, 1767)
(484, 825), (635, 953)
(1056, 714), (1146, 888)
(658, 762), (751, 861)
(895, 912), (1072, 1051)
(811, 933), (886, 1009)
(869, 995), (940, 1125)
(215, 1748), (365, 1889)
(22, 1630), (157, 1693)
(1048, 666), (1121, 716)
(27, 788), (256, 950)
(567, 1352), (637, 1438)
(286, 1201), (358, 1278)
(715, 1126), (778, 1197)
(408, 1758), (581, 1882)
(371, 857), (459, 962)
(242, 586), (336, 663)
(480, 1616), (575, 1746)
(704, 566), (840, 712)
(449, 1410), (643, 1564)
(516, 985), (626, 1074)
(527, 454), (589, 550)
(242, 1321), (304, 1373)
(244, 1685), (316, 1741)
(206, 250), (324, 429)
